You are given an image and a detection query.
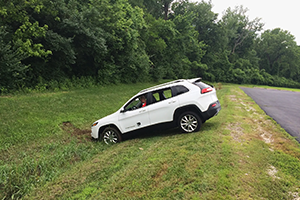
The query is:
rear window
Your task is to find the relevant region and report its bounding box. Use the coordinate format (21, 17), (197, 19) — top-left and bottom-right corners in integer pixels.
(193, 82), (211, 89)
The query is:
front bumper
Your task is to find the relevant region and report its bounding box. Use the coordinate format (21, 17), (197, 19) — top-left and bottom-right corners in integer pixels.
(91, 125), (99, 139)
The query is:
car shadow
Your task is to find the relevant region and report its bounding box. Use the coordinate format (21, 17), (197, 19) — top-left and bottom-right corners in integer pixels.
(121, 122), (213, 142)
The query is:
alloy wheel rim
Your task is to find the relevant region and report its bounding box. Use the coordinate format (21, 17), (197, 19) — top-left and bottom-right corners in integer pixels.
(103, 130), (118, 145)
(180, 114), (198, 132)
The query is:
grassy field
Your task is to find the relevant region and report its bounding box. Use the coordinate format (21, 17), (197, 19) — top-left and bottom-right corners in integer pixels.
(1, 83), (300, 199)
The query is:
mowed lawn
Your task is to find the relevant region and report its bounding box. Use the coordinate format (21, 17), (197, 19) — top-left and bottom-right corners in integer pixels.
(1, 83), (300, 200)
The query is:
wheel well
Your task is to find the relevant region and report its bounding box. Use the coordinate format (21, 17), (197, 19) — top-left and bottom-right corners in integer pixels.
(174, 105), (205, 123)
(98, 124), (121, 138)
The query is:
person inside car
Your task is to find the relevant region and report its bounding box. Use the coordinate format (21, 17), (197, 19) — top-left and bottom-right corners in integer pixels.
(139, 95), (147, 107)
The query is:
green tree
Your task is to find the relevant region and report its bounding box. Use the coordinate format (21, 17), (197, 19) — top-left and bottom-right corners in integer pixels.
(88, 0), (150, 83)
(255, 28), (300, 81)
(133, 0), (176, 20)
(185, 1), (224, 80)
(141, 0), (207, 80)
(220, 6), (263, 58)
(0, 27), (29, 91)
(0, 0), (51, 57)
(212, 5), (263, 83)
(141, 14), (170, 80)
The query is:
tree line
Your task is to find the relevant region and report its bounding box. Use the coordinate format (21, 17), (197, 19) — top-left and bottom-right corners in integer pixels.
(1, 0), (300, 93)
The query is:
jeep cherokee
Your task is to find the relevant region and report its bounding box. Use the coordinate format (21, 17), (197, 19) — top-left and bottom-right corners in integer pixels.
(91, 78), (221, 144)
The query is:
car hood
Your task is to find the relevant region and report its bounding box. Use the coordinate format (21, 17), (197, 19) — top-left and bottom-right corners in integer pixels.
(95, 110), (120, 125)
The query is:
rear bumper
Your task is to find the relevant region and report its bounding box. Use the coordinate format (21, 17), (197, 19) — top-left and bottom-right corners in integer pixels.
(202, 100), (221, 121)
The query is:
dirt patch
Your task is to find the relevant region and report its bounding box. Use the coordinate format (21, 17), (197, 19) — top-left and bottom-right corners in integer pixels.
(289, 191), (300, 200)
(260, 132), (273, 144)
(240, 102), (256, 112)
(229, 95), (238, 101)
(267, 165), (280, 180)
(61, 122), (91, 142)
(152, 163), (169, 188)
(226, 122), (244, 142)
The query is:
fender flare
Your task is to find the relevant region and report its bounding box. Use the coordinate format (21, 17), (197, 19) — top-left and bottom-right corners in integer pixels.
(98, 124), (122, 138)
(173, 105), (205, 123)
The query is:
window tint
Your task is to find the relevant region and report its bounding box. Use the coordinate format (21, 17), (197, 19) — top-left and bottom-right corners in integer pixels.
(153, 93), (159, 101)
(172, 85), (189, 96)
(163, 89), (172, 98)
(150, 88), (173, 103)
(124, 94), (147, 111)
(124, 98), (141, 111)
(194, 82), (211, 89)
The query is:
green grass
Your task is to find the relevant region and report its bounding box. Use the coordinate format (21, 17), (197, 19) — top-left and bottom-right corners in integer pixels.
(1, 83), (300, 200)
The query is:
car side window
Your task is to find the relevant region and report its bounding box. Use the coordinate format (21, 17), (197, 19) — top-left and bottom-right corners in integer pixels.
(172, 85), (189, 96)
(124, 94), (147, 111)
(163, 89), (172, 99)
(124, 86), (183, 111)
(153, 93), (160, 101)
(150, 88), (173, 103)
(124, 98), (141, 111)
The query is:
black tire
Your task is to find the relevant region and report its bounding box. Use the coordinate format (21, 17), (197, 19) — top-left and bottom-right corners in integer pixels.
(178, 112), (202, 133)
(101, 127), (122, 145)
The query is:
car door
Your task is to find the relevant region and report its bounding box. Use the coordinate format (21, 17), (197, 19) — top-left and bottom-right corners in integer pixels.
(118, 94), (150, 133)
(148, 88), (179, 125)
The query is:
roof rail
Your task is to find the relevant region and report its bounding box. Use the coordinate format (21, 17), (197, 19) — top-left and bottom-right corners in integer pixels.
(139, 79), (185, 93)
(187, 77), (202, 83)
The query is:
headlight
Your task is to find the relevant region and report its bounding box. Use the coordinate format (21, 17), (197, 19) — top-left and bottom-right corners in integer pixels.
(92, 122), (98, 127)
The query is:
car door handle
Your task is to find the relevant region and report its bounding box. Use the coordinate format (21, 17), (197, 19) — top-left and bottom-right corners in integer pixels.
(168, 100), (176, 104)
(139, 109), (146, 113)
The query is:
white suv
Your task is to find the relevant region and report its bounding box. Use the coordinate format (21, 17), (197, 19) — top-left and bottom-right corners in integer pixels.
(91, 78), (221, 144)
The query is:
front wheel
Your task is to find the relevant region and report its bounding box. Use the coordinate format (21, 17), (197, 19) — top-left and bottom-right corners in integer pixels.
(101, 127), (122, 145)
(178, 112), (201, 133)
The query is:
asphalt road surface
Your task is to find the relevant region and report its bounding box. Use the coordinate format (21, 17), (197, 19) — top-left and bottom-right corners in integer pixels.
(240, 87), (300, 142)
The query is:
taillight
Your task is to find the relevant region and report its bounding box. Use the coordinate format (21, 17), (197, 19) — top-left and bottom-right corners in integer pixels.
(211, 103), (217, 107)
(201, 87), (213, 94)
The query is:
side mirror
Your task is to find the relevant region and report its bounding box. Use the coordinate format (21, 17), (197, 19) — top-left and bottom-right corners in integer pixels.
(120, 109), (126, 113)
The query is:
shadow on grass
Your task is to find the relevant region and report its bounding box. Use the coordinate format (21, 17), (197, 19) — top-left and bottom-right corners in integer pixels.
(121, 121), (215, 142)
(60, 121), (216, 145)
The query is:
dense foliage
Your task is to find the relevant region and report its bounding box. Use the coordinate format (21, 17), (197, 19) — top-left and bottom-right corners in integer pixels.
(1, 0), (300, 93)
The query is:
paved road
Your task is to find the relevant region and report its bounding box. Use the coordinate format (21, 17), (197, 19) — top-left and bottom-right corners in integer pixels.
(240, 87), (300, 142)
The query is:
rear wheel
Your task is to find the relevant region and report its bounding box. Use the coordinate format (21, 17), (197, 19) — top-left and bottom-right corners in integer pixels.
(178, 112), (201, 133)
(101, 127), (122, 145)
